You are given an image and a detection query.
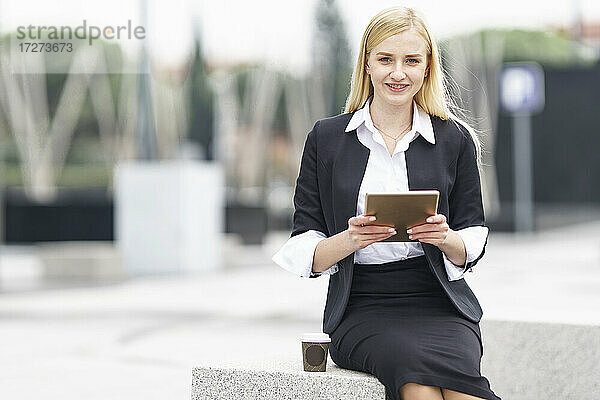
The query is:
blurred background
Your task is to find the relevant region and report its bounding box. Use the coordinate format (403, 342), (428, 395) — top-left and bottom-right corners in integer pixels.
(0, 0), (599, 399)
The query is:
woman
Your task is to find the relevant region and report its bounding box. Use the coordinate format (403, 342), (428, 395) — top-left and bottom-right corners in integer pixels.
(272, 6), (501, 400)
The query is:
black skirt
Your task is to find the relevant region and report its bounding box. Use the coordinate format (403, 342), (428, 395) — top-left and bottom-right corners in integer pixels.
(328, 255), (501, 400)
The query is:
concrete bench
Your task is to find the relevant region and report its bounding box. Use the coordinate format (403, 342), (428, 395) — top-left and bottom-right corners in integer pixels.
(192, 360), (386, 400)
(191, 320), (600, 400)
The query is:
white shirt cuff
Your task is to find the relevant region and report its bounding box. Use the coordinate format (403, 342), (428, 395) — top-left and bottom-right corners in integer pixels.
(272, 230), (339, 278)
(443, 226), (489, 281)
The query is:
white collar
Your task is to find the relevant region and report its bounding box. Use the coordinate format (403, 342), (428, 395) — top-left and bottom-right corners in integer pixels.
(344, 95), (435, 145)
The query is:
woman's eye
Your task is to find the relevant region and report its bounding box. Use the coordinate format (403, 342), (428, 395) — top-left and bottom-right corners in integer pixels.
(378, 57), (419, 64)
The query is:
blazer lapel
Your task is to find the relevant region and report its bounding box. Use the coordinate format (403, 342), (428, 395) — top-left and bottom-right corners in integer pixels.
(331, 128), (370, 235)
(405, 123), (447, 279)
(405, 133), (437, 191)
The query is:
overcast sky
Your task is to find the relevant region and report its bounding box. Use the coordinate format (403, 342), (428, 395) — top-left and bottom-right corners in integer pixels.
(1, 0), (598, 75)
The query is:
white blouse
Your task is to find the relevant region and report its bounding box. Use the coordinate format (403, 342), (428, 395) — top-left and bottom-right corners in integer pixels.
(272, 96), (489, 281)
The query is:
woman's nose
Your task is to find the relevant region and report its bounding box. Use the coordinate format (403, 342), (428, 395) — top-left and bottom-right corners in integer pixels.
(390, 66), (406, 80)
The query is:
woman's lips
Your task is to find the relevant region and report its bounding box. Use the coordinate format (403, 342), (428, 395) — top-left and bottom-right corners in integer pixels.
(386, 83), (409, 92)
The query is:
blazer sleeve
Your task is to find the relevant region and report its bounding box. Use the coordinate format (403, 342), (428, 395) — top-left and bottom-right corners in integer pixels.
(448, 126), (489, 273)
(289, 121), (331, 278)
(291, 120), (329, 239)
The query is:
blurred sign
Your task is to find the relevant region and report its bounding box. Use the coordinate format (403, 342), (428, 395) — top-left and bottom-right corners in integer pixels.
(500, 62), (545, 115)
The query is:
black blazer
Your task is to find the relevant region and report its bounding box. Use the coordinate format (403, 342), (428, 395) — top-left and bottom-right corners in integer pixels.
(290, 111), (488, 335)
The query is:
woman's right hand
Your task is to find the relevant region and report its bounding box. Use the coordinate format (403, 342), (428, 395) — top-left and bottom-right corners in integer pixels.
(345, 215), (397, 251)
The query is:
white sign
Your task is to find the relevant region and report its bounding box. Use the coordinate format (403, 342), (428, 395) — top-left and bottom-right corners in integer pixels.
(500, 62), (545, 115)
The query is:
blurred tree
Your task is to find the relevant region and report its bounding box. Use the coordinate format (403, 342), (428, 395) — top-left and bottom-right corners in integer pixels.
(441, 28), (599, 70)
(312, 0), (352, 118)
(186, 33), (214, 160)
(136, 0), (157, 160)
(503, 28), (598, 67)
(272, 84), (289, 134)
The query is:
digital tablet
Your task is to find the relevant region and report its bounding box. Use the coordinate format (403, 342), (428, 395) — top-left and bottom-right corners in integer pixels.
(364, 190), (439, 242)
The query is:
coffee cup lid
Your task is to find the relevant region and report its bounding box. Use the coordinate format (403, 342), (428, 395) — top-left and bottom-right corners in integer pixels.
(301, 332), (331, 343)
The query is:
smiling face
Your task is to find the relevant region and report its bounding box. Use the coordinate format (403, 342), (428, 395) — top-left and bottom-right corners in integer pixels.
(365, 29), (430, 109)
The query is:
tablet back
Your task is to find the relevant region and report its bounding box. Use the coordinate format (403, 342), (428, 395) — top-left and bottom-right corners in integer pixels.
(365, 191), (439, 242)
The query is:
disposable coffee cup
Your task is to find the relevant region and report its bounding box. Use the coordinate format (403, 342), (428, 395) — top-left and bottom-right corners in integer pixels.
(301, 333), (331, 372)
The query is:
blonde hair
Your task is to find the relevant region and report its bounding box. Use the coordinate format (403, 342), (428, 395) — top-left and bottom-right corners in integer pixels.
(344, 6), (483, 163)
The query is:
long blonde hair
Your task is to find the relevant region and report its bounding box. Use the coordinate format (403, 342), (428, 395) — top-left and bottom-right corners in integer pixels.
(344, 6), (483, 163)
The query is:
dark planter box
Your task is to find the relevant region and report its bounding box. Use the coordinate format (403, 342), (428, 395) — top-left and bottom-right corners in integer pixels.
(2, 187), (269, 245)
(2, 187), (113, 243)
(225, 204), (268, 245)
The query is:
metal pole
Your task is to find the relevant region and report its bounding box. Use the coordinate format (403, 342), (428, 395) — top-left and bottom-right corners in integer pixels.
(513, 113), (534, 231)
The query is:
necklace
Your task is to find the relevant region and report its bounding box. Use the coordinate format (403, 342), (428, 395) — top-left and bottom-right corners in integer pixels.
(372, 121), (412, 143)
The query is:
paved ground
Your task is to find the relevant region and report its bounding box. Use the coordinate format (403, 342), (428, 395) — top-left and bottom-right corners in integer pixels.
(1, 222), (599, 399)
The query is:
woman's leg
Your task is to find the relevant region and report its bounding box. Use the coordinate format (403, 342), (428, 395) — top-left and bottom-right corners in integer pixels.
(441, 388), (487, 400)
(399, 383), (444, 400)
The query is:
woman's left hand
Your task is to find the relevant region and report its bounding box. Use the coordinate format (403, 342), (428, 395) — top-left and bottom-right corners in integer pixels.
(406, 213), (451, 248)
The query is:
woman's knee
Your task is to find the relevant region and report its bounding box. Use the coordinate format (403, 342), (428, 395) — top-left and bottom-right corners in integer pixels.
(399, 382), (443, 400)
(328, 342), (365, 372)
